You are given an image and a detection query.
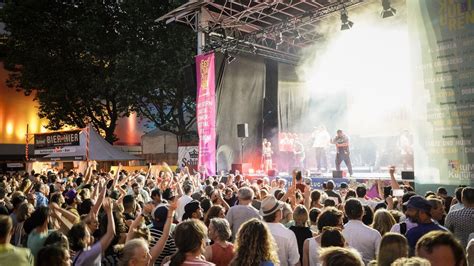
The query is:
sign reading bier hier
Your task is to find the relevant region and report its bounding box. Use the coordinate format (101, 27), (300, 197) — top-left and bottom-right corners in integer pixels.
(34, 130), (81, 149)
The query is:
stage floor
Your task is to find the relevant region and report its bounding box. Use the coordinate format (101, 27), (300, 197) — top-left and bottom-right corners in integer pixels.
(246, 172), (409, 189)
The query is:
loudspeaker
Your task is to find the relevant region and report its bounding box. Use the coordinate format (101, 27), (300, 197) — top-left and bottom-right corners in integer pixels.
(237, 123), (248, 138)
(182, 63), (196, 98)
(401, 171), (414, 180)
(332, 170), (343, 178)
(232, 163), (252, 174)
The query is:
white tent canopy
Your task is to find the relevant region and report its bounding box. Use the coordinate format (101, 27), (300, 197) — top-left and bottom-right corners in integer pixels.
(39, 127), (139, 161)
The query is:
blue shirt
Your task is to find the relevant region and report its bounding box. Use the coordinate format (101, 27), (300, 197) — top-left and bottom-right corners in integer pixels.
(406, 222), (447, 252)
(35, 192), (48, 208)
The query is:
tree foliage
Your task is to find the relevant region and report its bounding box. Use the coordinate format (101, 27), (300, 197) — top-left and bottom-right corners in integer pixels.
(2, 0), (196, 143)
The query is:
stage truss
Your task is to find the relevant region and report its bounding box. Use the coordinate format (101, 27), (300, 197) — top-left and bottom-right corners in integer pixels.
(157, 0), (367, 64)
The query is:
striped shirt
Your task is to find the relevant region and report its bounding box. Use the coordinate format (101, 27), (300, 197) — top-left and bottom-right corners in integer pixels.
(150, 227), (177, 266)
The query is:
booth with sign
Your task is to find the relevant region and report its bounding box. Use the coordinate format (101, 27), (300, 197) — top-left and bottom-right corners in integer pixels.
(28, 126), (140, 173)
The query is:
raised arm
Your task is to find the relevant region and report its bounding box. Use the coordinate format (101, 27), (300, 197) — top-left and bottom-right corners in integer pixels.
(126, 213), (145, 242)
(150, 200), (177, 264)
(389, 166), (401, 190)
(99, 198), (116, 252)
(91, 179), (107, 217)
(303, 185), (312, 211)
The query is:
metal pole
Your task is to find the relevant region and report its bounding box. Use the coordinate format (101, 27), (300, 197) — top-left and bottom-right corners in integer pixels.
(240, 138), (243, 164)
(25, 124), (29, 161)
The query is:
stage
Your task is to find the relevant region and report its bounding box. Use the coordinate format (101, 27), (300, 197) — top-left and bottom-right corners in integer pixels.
(245, 171), (411, 190)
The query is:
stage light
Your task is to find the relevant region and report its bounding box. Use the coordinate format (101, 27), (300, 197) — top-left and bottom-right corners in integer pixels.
(6, 121), (13, 136)
(276, 32), (284, 49)
(226, 54), (236, 64)
(340, 9), (354, 31)
(293, 29), (302, 40)
(381, 0), (396, 18)
(251, 45), (258, 54)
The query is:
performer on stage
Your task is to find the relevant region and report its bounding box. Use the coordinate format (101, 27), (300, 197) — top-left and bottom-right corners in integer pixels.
(293, 136), (305, 170)
(262, 139), (273, 173)
(312, 125), (331, 172)
(398, 130), (413, 170)
(331, 129), (353, 176)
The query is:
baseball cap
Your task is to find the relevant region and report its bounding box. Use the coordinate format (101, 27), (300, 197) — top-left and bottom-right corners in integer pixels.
(182, 200), (201, 220)
(404, 195), (432, 213)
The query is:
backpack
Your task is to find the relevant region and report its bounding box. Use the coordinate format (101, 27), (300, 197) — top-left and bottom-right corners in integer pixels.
(400, 222), (407, 235)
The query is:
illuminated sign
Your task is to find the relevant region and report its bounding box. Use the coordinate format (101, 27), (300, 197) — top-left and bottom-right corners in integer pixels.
(34, 130), (81, 149)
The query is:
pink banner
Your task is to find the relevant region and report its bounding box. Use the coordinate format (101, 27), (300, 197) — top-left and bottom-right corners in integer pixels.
(196, 53), (216, 176)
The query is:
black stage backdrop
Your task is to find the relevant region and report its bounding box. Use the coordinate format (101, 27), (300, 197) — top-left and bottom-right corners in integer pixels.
(216, 53), (266, 171)
(278, 63), (310, 133)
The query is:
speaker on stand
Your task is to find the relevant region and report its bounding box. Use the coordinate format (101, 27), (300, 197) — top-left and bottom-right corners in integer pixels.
(237, 123), (248, 164)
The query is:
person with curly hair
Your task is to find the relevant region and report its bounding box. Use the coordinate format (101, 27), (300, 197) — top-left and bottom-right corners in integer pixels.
(230, 218), (279, 266)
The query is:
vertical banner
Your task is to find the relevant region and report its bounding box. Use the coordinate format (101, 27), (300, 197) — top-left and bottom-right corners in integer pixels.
(196, 53), (216, 175)
(408, 1), (474, 186)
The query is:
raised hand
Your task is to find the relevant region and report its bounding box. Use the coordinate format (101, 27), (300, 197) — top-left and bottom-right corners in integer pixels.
(389, 165), (396, 176)
(143, 203), (154, 215)
(102, 198), (113, 213)
(169, 200), (178, 212)
(304, 184), (312, 199)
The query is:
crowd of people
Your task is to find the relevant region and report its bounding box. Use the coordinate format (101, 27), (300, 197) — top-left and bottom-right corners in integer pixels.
(0, 162), (473, 266)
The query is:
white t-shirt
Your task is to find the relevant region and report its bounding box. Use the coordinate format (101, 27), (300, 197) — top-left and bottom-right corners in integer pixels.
(266, 222), (300, 266)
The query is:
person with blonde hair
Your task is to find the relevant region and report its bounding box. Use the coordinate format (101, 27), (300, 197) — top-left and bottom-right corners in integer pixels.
(230, 218), (279, 266)
(390, 257), (431, 266)
(204, 218), (234, 266)
(289, 205), (313, 265)
(369, 233), (408, 266)
(319, 246), (363, 266)
(372, 209), (397, 236)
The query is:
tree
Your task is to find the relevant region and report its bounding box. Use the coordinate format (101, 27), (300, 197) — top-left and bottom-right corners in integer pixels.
(129, 20), (197, 143)
(2, 0), (196, 143)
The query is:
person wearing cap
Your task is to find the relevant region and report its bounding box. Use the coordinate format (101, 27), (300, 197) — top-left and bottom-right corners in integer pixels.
(150, 204), (177, 266)
(261, 196), (299, 266)
(331, 129), (353, 176)
(64, 189), (80, 219)
(389, 192), (417, 235)
(226, 187), (261, 238)
(182, 200), (203, 221)
(404, 195), (447, 253)
(342, 198), (381, 264)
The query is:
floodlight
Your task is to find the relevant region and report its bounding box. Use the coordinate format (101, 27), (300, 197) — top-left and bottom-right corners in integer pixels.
(340, 9), (354, 30)
(381, 0), (396, 18)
